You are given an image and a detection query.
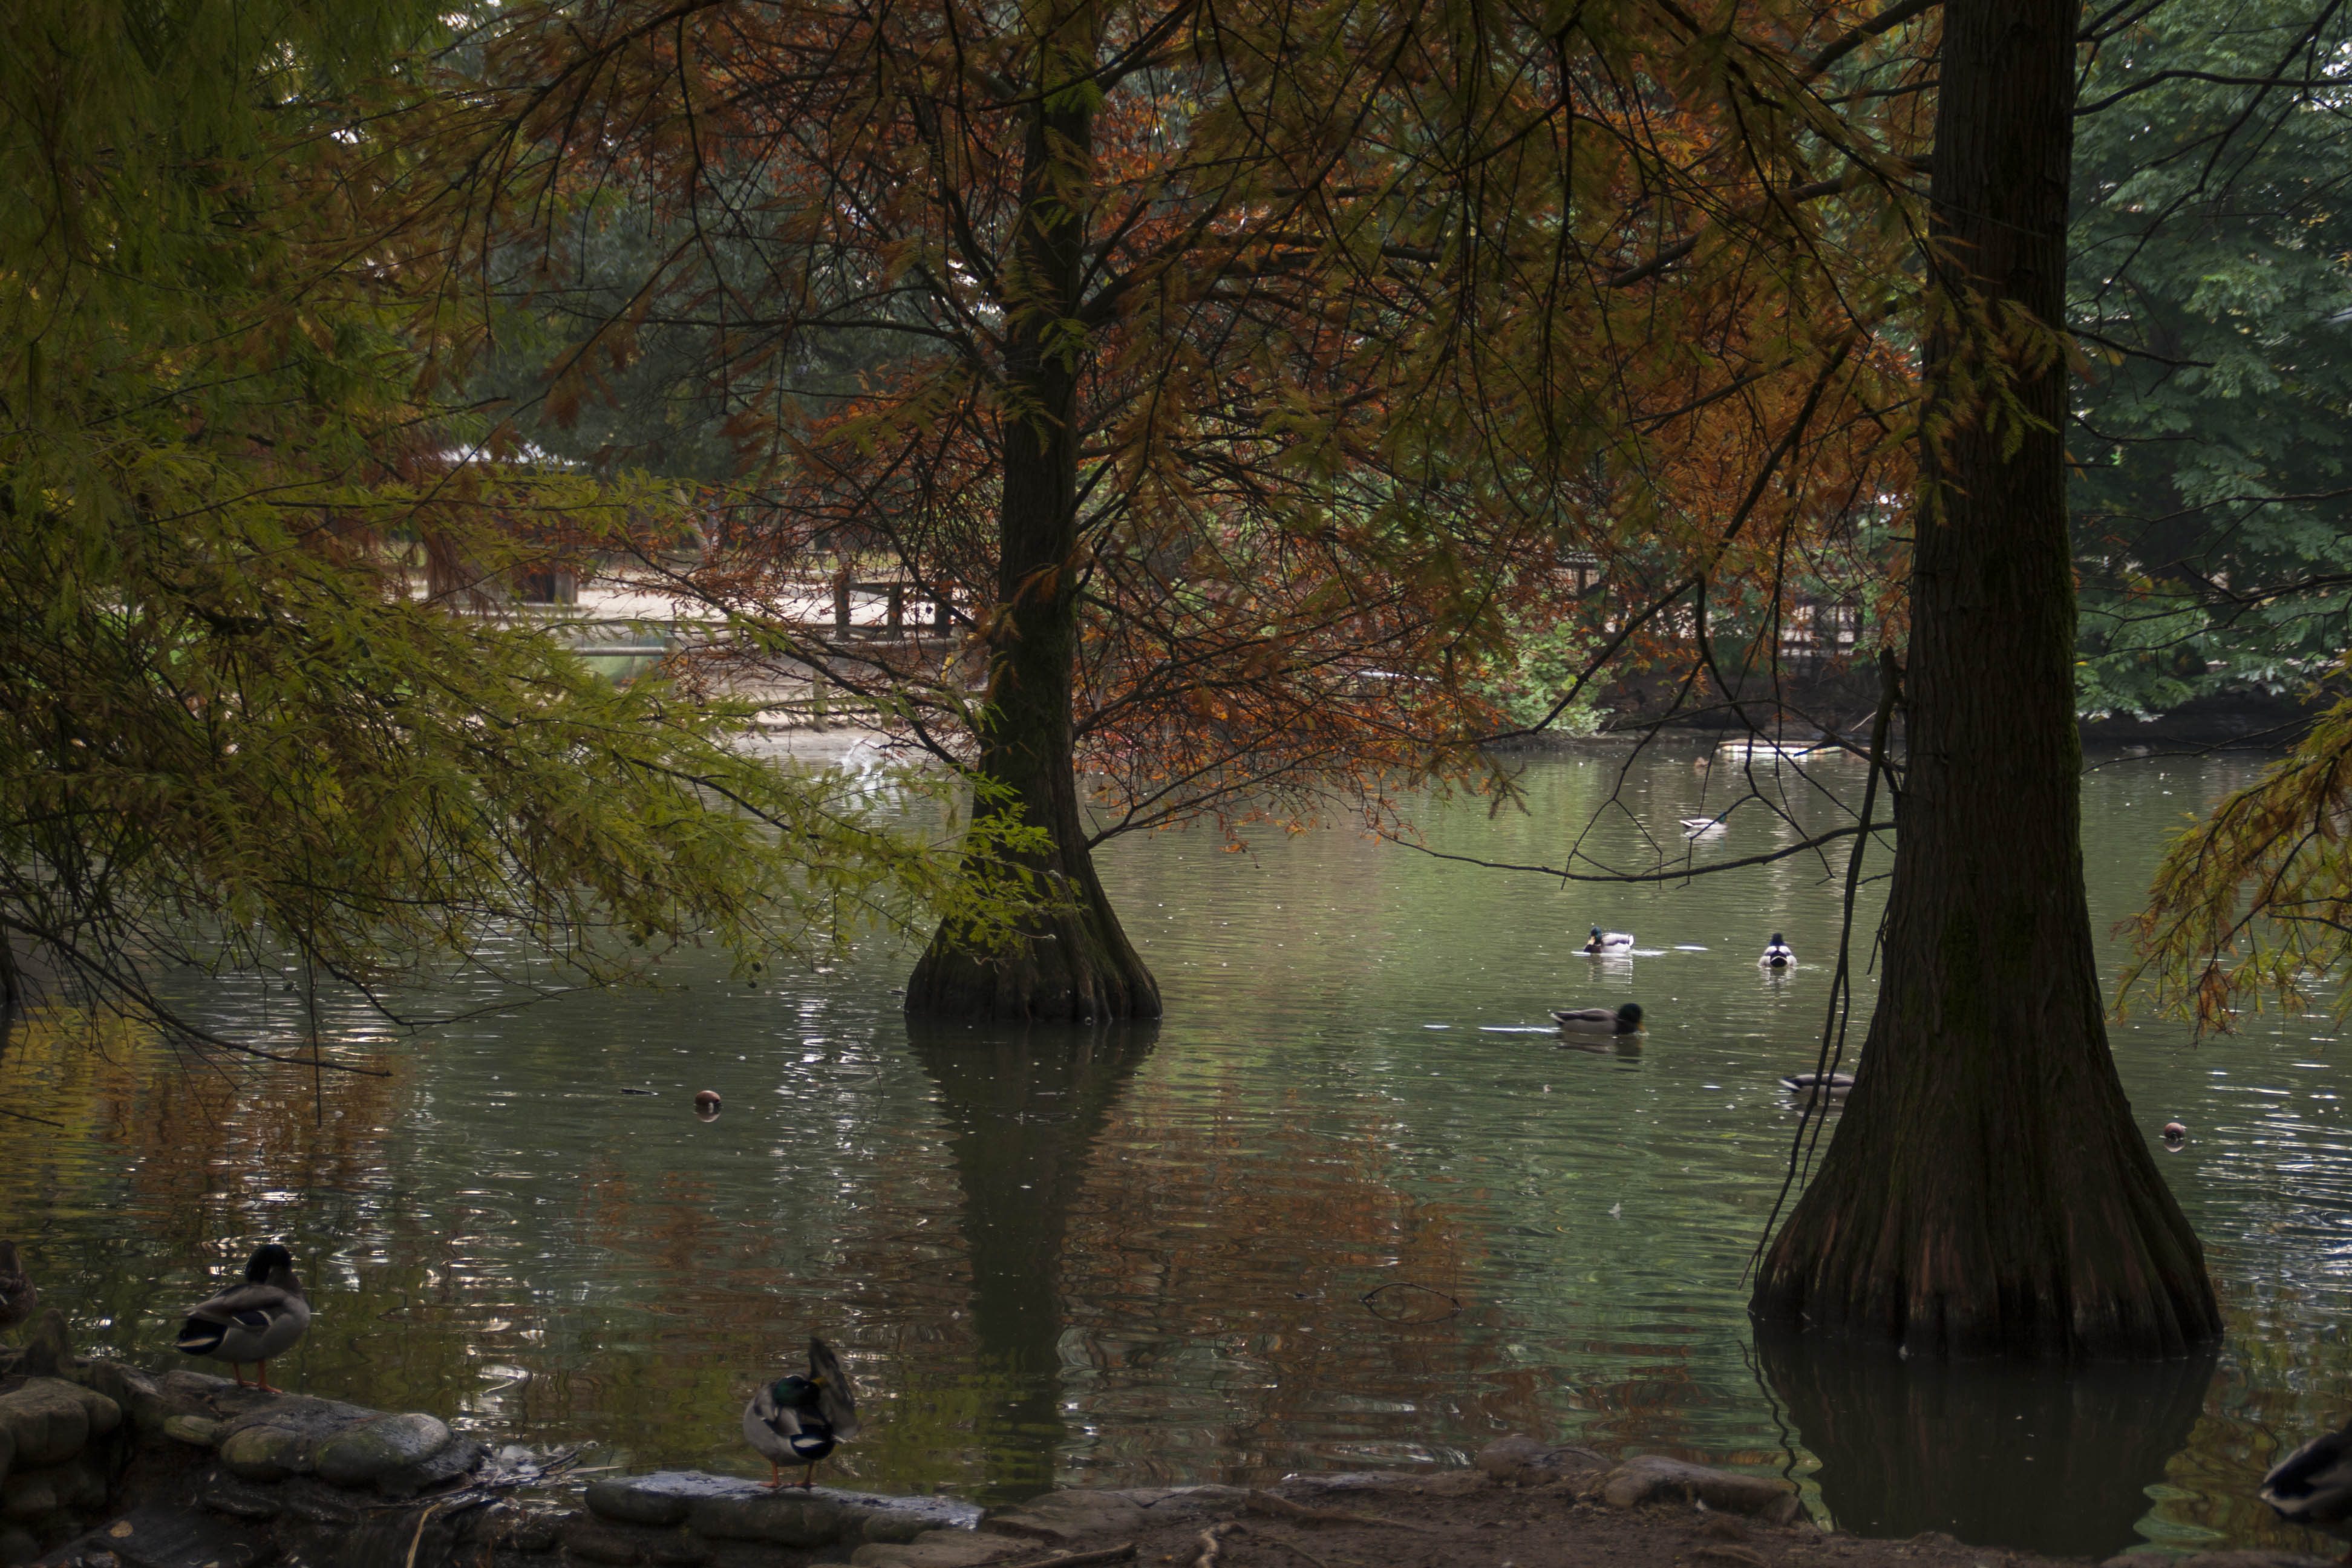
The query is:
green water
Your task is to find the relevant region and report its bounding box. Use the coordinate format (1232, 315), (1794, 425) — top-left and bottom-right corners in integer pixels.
(2, 742), (2343, 1558)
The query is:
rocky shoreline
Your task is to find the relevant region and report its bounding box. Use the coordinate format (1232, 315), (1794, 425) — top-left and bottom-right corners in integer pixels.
(1, 1313), (2337, 1568)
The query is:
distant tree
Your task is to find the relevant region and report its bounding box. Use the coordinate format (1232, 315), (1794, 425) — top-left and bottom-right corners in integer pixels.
(0, 0), (1027, 1059)
(2068, 0), (2352, 720)
(449, 0), (1909, 1021)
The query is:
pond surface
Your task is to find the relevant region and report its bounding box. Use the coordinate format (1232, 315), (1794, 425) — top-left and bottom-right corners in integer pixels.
(3, 740), (2346, 1558)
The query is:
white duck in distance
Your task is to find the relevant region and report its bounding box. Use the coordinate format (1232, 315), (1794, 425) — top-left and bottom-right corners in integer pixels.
(2262, 1417), (2352, 1552)
(745, 1337), (861, 1489)
(1552, 1002), (1644, 1034)
(1583, 926), (1635, 954)
(175, 1242), (310, 1393)
(1759, 933), (1795, 969)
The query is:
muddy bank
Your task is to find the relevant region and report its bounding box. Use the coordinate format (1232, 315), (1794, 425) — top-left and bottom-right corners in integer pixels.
(1, 1318), (2332, 1568)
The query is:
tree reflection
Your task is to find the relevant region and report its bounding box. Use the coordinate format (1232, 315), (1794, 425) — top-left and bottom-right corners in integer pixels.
(1756, 1328), (2217, 1555)
(906, 1017), (1157, 1501)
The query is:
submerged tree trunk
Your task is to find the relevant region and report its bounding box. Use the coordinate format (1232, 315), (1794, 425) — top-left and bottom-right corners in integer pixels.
(1749, 0), (2218, 1353)
(906, 7), (1160, 1022)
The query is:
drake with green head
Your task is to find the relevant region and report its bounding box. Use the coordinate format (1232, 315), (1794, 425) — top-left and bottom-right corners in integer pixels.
(175, 1242), (310, 1393)
(1552, 1002), (1644, 1034)
(744, 1338), (861, 1489)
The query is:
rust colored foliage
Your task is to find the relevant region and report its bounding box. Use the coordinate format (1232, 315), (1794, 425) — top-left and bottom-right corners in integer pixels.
(439, 0), (1924, 840)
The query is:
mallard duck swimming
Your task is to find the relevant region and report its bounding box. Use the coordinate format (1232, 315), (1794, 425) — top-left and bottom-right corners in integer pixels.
(1583, 926), (1635, 954)
(1779, 1070), (1854, 1097)
(1759, 933), (1794, 969)
(0, 1241), (38, 1341)
(2263, 1419), (2352, 1549)
(744, 1337), (861, 1489)
(1552, 1002), (1644, 1034)
(175, 1242), (310, 1393)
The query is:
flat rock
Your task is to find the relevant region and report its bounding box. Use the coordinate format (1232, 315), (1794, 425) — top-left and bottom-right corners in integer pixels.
(37, 1504), (274, 1568)
(160, 1414), (221, 1448)
(1109, 1485), (1253, 1518)
(587, 1472), (982, 1546)
(377, 1433), (483, 1498)
(0, 1379), (119, 1466)
(852, 1529), (1030, 1568)
(313, 1411), (455, 1486)
(1476, 1436), (1610, 1485)
(2108, 1555), (2341, 1568)
(213, 1394), (379, 1481)
(1592, 1456), (1802, 1524)
(982, 1488), (1148, 1542)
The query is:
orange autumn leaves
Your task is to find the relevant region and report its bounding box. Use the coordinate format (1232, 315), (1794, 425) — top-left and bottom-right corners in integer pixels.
(445, 0), (1927, 832)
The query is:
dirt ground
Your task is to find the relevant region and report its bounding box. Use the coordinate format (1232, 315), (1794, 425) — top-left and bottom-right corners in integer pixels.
(1083, 1466), (2334, 1568)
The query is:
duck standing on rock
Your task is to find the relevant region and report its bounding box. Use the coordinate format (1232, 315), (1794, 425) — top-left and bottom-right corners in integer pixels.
(0, 1240), (38, 1342)
(1552, 1002), (1645, 1034)
(2262, 1417), (2352, 1553)
(1759, 933), (1794, 969)
(175, 1242), (310, 1393)
(1583, 926), (1636, 955)
(745, 1337), (860, 1489)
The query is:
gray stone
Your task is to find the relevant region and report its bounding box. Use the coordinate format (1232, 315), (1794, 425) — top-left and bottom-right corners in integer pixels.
(1475, 1436), (1609, 1485)
(0, 1467), (59, 1524)
(64, 1505), (273, 1568)
(158, 1416), (218, 1449)
(273, 1478), (362, 1527)
(587, 1472), (979, 1547)
(588, 1469), (770, 1529)
(313, 1411), (454, 1486)
(1592, 1456), (1802, 1524)
(560, 1523), (682, 1568)
(852, 1530), (1030, 1568)
(588, 1475), (705, 1528)
(981, 1488), (1146, 1543)
(374, 1434), (482, 1498)
(0, 1379), (117, 1467)
(689, 1489), (851, 1546)
(211, 1393), (377, 1481)
(215, 1423), (309, 1483)
(1112, 1485), (1253, 1517)
(193, 1472), (283, 1521)
(76, 1363), (160, 1442)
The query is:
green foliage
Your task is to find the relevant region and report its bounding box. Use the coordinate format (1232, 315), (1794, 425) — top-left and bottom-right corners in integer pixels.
(2068, 0), (2352, 718)
(0, 0), (1032, 1051)
(1475, 614), (1612, 736)
(2124, 652), (2352, 1030)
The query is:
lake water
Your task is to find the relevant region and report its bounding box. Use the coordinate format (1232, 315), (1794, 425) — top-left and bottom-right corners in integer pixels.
(4, 740), (2345, 1558)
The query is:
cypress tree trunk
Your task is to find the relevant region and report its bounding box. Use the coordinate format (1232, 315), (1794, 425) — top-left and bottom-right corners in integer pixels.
(906, 6), (1161, 1022)
(1748, 0), (2218, 1354)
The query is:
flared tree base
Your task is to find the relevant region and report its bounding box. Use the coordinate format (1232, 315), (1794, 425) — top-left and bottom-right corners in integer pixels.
(905, 901), (1161, 1022)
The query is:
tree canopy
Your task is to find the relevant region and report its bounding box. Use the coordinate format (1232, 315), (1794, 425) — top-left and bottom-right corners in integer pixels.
(0, 0), (1029, 1057)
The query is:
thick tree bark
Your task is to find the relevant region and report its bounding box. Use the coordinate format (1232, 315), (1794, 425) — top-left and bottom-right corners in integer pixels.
(906, 6), (1161, 1021)
(1748, 0), (2219, 1353)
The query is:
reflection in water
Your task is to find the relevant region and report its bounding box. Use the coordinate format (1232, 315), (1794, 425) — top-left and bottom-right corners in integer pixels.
(1757, 1330), (2218, 1554)
(906, 1019), (1157, 1501)
(7, 746), (2348, 1553)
